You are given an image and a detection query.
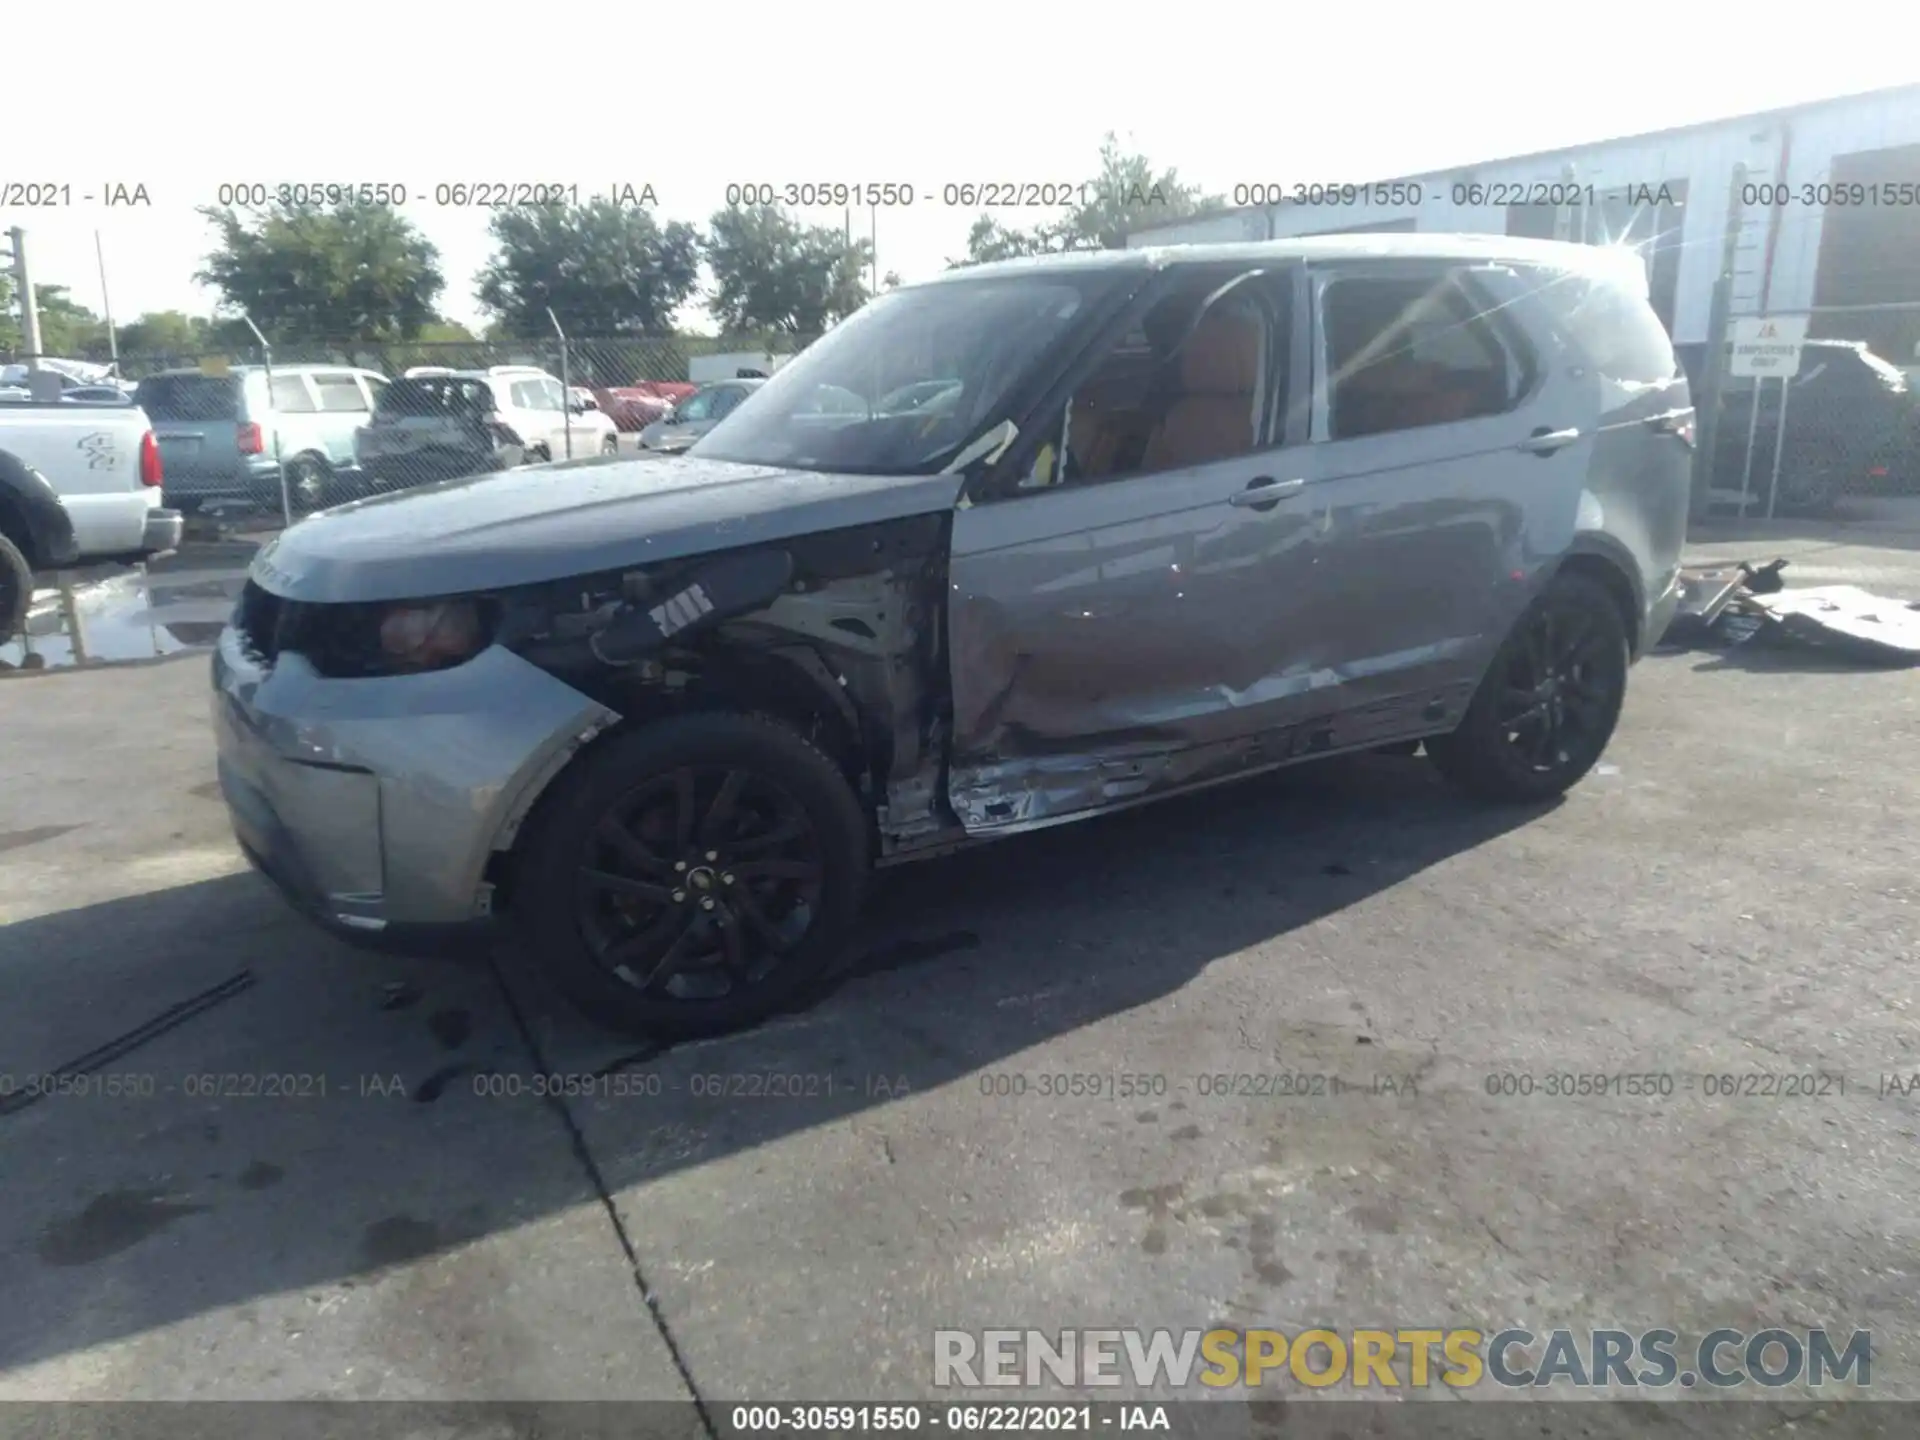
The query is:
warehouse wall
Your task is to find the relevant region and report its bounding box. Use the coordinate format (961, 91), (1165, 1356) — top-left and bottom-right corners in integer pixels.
(1127, 88), (1920, 347)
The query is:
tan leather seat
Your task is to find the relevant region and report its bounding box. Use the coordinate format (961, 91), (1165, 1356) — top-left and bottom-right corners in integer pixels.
(1140, 307), (1262, 472)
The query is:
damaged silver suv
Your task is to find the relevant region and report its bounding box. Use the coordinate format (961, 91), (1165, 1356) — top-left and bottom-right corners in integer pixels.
(213, 235), (1692, 1038)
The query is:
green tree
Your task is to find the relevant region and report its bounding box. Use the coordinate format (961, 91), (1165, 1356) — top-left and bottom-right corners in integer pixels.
(704, 205), (871, 336)
(195, 200), (446, 343)
(0, 277), (110, 357)
(117, 310), (214, 356)
(952, 135), (1226, 267)
(476, 201), (701, 337)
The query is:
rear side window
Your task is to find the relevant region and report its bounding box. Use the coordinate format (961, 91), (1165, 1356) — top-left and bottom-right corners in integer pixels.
(313, 374), (370, 412)
(1525, 268), (1678, 387)
(1320, 273), (1529, 440)
(269, 374), (316, 412)
(135, 374), (244, 421)
(375, 377), (493, 416)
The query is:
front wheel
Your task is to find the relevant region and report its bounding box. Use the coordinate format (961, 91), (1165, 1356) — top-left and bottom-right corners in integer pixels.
(511, 712), (870, 1040)
(1427, 571), (1629, 804)
(0, 533), (33, 643)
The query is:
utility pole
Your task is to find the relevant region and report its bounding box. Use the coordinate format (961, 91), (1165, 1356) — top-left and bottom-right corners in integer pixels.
(96, 231), (119, 374)
(1691, 163), (1748, 524)
(5, 227), (45, 365)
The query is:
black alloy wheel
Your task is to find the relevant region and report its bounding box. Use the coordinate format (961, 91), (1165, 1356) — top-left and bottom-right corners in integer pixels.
(577, 765), (826, 1000)
(514, 712), (869, 1039)
(1427, 571), (1629, 803)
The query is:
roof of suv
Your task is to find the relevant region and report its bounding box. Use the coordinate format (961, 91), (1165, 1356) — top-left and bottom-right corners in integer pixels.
(918, 233), (1649, 287)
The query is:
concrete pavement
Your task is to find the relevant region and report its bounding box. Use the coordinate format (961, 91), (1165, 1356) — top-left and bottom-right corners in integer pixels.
(3, 526), (1920, 1424)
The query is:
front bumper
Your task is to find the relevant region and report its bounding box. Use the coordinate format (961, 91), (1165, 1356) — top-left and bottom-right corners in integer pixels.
(211, 627), (619, 943)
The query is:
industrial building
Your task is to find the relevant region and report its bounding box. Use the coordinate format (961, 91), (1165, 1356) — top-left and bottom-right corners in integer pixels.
(1127, 84), (1920, 364)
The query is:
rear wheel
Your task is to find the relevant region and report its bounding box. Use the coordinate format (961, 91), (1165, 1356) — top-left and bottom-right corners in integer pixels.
(285, 454), (333, 512)
(0, 533), (32, 644)
(512, 712), (870, 1040)
(1427, 571), (1629, 803)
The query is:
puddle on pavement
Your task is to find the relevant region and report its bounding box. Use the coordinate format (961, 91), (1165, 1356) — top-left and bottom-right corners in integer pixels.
(0, 568), (239, 675)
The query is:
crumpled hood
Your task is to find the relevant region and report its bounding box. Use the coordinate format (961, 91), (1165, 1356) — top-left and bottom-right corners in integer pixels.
(249, 453), (962, 603)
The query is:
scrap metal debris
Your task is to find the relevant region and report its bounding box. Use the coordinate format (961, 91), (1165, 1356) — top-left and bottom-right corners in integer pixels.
(1662, 557), (1920, 664)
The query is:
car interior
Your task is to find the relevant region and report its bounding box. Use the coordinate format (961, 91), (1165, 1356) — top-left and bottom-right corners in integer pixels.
(1323, 277), (1514, 439)
(1040, 278), (1279, 487)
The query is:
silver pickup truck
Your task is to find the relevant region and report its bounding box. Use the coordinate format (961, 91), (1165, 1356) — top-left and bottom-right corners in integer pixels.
(0, 397), (185, 638)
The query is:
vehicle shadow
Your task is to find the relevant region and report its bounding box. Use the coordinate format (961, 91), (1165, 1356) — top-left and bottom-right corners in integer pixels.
(0, 753), (1543, 1379)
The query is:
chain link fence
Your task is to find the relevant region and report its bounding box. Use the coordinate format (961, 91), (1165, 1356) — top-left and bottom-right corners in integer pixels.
(1688, 302), (1920, 519)
(2, 333), (816, 387)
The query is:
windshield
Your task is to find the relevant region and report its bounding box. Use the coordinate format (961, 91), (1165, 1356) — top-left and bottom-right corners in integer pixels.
(135, 374), (244, 421)
(690, 273), (1129, 475)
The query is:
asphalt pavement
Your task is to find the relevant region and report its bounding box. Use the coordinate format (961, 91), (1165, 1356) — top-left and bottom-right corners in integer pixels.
(4, 520), (1920, 1426)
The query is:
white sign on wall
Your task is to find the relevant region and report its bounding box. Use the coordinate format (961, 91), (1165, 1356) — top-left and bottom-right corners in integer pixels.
(1729, 316), (1809, 378)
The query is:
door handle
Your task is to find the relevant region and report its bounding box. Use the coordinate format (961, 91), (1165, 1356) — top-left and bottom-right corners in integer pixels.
(1519, 426), (1581, 456)
(1228, 475), (1305, 509)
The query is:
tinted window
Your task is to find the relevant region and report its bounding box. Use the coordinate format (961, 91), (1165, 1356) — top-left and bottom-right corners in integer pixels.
(375, 377), (493, 416)
(135, 374), (245, 421)
(313, 375), (370, 412)
(710, 386), (749, 418)
(269, 374), (316, 412)
(1524, 268), (1678, 388)
(1321, 274), (1528, 440)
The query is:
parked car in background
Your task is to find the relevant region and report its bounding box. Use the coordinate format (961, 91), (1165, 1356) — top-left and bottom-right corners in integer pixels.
(355, 373), (528, 491)
(1676, 338), (1920, 512)
(0, 393), (180, 635)
(636, 379), (763, 453)
(211, 234), (1688, 1040)
(402, 366), (618, 463)
(137, 365), (386, 514)
(593, 381), (697, 432)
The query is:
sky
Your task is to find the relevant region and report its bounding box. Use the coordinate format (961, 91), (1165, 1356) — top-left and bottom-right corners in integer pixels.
(5, 3), (1912, 338)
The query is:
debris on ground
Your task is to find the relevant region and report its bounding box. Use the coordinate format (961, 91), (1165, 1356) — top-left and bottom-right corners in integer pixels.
(1662, 557), (1920, 664)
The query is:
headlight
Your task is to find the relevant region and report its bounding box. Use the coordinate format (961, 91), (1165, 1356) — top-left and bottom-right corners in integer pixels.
(378, 600), (487, 670)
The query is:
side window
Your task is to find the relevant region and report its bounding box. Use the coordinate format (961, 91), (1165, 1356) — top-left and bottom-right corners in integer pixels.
(1320, 273), (1528, 440)
(540, 378), (566, 411)
(676, 390), (716, 421)
(710, 386), (746, 418)
(269, 374), (316, 413)
(313, 374), (370, 413)
(1019, 273), (1283, 491)
(509, 380), (543, 410)
(363, 375), (389, 408)
(1523, 268), (1678, 388)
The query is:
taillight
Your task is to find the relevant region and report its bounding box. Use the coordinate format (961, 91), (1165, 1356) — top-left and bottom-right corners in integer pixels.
(237, 422), (265, 455)
(139, 430), (163, 487)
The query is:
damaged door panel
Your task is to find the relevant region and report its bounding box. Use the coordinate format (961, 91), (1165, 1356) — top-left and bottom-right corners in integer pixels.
(946, 262), (1316, 834)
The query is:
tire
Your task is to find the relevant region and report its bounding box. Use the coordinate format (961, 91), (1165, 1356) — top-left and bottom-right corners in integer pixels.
(1427, 571), (1629, 804)
(511, 711), (870, 1040)
(285, 454), (333, 513)
(0, 532), (32, 644)
(601, 434), (619, 456)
